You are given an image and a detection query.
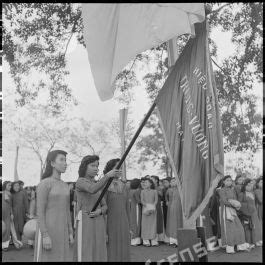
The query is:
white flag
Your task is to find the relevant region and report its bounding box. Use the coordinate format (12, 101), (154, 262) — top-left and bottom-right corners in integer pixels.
(82, 3), (205, 101)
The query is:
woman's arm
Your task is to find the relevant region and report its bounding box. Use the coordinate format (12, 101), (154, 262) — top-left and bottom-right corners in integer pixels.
(140, 190), (146, 207)
(165, 189), (170, 205)
(36, 181), (50, 236)
(254, 190), (262, 204)
(76, 175), (110, 194)
(154, 190), (158, 206)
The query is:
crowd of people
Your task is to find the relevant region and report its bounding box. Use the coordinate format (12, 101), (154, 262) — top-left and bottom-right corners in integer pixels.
(209, 174), (263, 254)
(1, 150), (263, 261)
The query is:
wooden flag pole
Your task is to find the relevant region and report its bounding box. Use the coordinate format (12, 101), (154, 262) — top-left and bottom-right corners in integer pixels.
(91, 102), (156, 212)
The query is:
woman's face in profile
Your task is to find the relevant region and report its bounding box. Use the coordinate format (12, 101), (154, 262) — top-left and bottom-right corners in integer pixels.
(86, 160), (99, 178)
(6, 183), (11, 191)
(52, 154), (67, 173)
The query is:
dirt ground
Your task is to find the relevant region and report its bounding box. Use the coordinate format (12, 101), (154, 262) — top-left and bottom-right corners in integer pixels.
(2, 240), (262, 263)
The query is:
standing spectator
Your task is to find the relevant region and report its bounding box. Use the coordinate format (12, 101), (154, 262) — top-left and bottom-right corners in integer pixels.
(11, 181), (29, 241)
(34, 150), (74, 262)
(165, 178), (182, 247)
(2, 181), (13, 251)
(151, 175), (164, 243)
(254, 177), (262, 222)
(29, 186), (37, 219)
(209, 178), (223, 247)
(18, 180), (31, 219)
(219, 175), (251, 254)
(238, 179), (262, 247)
(234, 174), (244, 199)
(129, 178), (142, 246)
(162, 178), (170, 231)
(141, 178), (158, 247)
(104, 158), (130, 262)
(27, 186), (37, 248)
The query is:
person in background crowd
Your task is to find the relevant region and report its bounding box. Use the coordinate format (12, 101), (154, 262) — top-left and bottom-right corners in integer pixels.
(151, 175), (164, 243)
(234, 174), (244, 199)
(68, 182), (75, 231)
(158, 180), (164, 190)
(73, 155), (120, 262)
(129, 178), (142, 246)
(11, 181), (29, 241)
(126, 180), (131, 190)
(29, 186), (37, 219)
(104, 158), (130, 262)
(18, 180), (29, 223)
(209, 178), (223, 247)
(219, 175), (251, 254)
(34, 150), (74, 262)
(25, 186), (32, 205)
(254, 177), (262, 222)
(141, 178), (158, 247)
(26, 186), (37, 248)
(2, 181), (13, 251)
(165, 178), (182, 247)
(238, 178), (262, 247)
(162, 178), (171, 231)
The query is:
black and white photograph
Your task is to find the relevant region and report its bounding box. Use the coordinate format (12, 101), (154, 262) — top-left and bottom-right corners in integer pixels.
(1, 2), (263, 263)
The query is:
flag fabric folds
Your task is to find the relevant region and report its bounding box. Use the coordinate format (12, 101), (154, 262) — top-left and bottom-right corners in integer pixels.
(155, 21), (224, 227)
(82, 4), (205, 101)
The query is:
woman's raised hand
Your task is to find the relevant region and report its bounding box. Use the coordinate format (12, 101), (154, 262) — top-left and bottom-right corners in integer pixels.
(106, 169), (121, 179)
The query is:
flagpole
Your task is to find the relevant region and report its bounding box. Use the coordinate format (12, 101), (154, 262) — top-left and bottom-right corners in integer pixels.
(91, 101), (156, 212)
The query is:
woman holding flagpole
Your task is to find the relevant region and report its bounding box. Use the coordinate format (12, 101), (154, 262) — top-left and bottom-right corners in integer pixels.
(104, 158), (131, 262)
(73, 155), (120, 262)
(34, 150), (74, 262)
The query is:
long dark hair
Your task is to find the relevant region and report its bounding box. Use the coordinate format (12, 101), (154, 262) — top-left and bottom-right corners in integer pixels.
(3, 181), (12, 191)
(130, 178), (141, 189)
(42, 150), (68, 180)
(241, 178), (252, 193)
(145, 178), (155, 190)
(235, 174), (243, 185)
(221, 175), (232, 187)
(78, 155), (99, 178)
(151, 175), (159, 186)
(103, 158), (120, 175)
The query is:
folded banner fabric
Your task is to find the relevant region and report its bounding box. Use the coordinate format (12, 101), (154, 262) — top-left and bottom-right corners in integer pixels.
(82, 4), (205, 101)
(156, 21), (224, 227)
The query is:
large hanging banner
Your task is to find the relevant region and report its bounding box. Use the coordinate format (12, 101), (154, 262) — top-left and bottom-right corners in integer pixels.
(156, 21), (224, 227)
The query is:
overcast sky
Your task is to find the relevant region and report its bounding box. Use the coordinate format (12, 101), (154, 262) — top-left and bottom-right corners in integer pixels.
(3, 17), (262, 186)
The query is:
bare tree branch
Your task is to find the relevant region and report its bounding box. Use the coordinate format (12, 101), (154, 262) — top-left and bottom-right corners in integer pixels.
(211, 3), (231, 15)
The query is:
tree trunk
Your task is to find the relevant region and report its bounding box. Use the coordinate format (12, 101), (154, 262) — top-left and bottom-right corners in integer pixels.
(40, 161), (44, 180)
